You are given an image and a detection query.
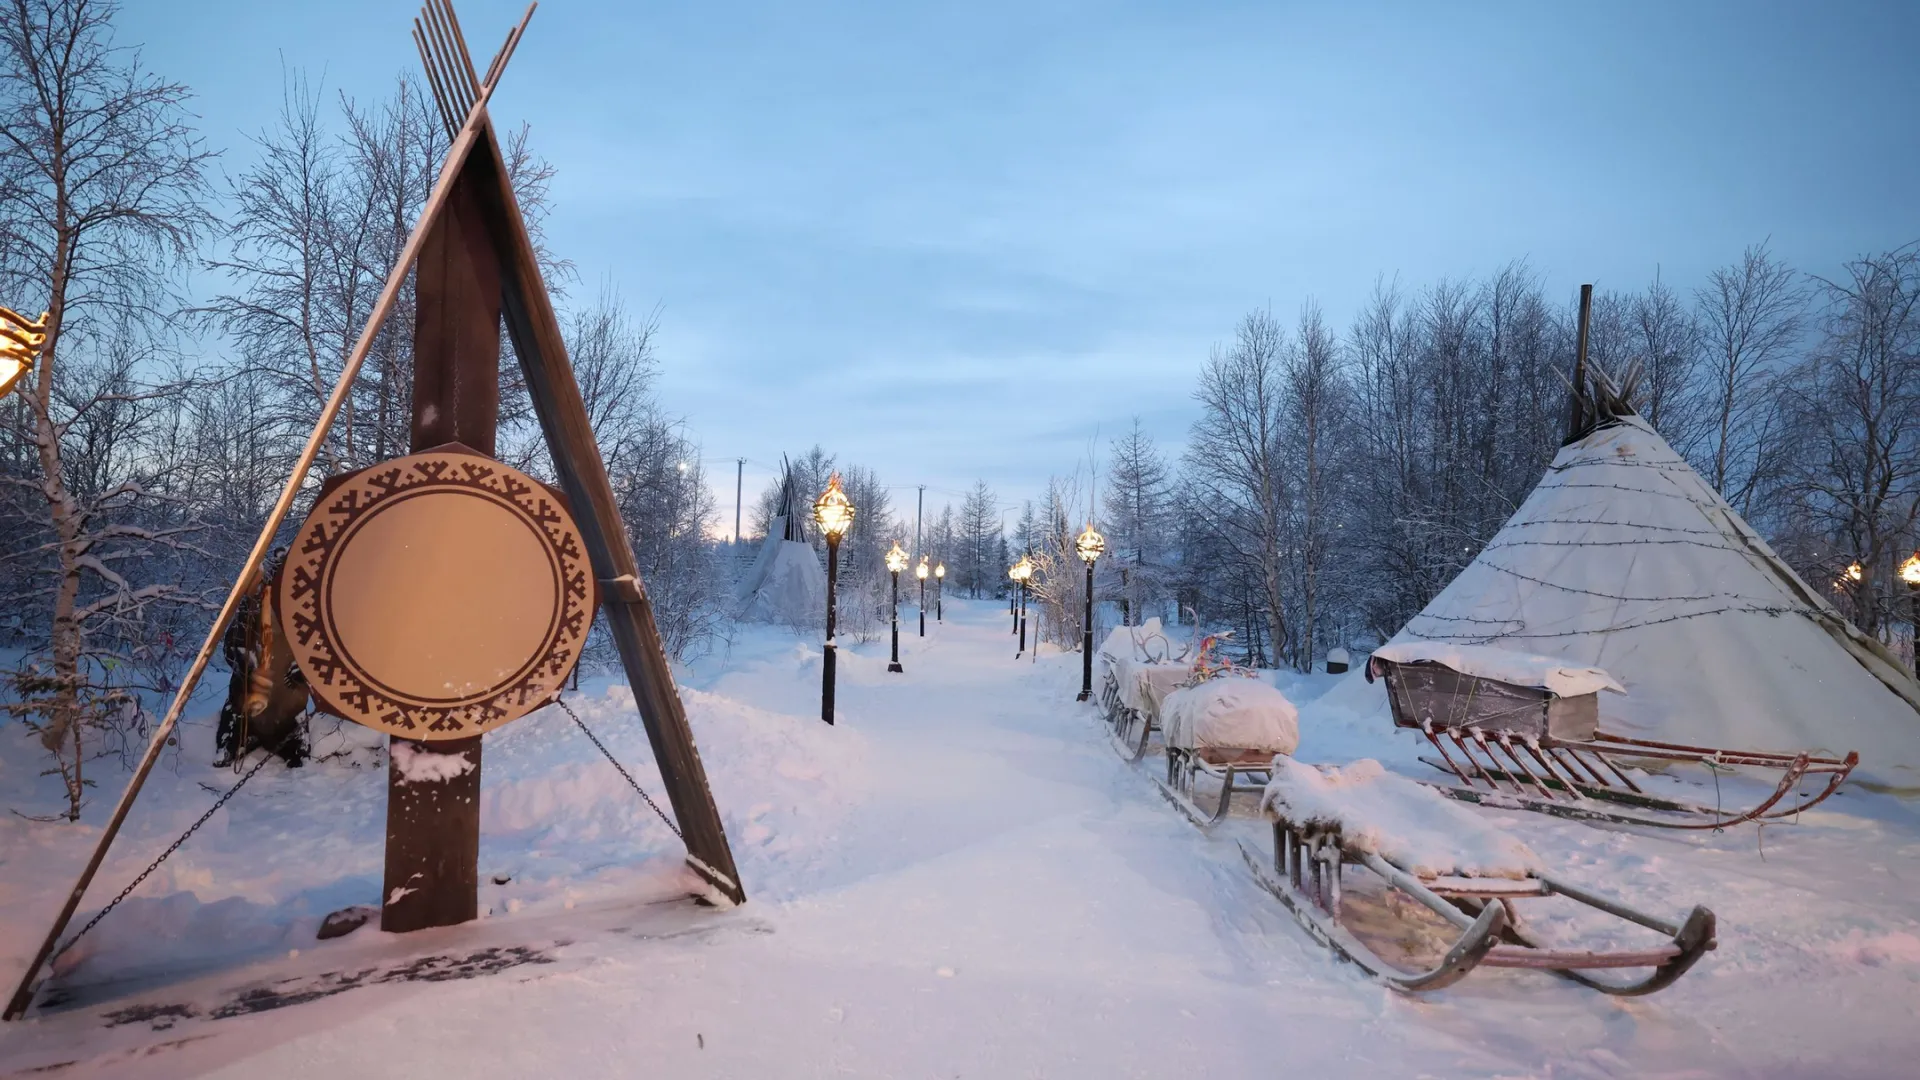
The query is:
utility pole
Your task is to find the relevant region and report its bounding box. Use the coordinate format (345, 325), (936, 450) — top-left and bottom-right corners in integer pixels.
(915, 484), (925, 560)
(734, 457), (745, 546)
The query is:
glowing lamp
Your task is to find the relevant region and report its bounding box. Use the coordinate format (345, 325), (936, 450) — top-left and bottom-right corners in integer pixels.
(1075, 523), (1106, 565)
(915, 556), (930, 580)
(813, 473), (855, 539)
(1010, 556), (1034, 583)
(0, 307), (49, 399)
(1846, 562), (1864, 582)
(886, 541), (909, 574)
(1902, 553), (1920, 587)
(935, 562), (946, 579)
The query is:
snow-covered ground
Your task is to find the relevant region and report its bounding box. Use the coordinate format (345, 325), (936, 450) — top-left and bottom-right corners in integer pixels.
(3, 599), (1919, 1077)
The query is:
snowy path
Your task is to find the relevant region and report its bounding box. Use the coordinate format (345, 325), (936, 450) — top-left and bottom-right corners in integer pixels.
(5, 600), (1920, 1077)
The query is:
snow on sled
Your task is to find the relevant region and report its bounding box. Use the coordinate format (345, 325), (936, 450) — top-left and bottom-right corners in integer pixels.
(1369, 642), (1858, 831)
(1240, 758), (1716, 995)
(1097, 620), (1188, 762)
(1153, 673), (1298, 827)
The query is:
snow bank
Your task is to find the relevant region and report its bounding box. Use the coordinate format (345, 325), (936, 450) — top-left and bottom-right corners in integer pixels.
(2, 648), (867, 988)
(1259, 758), (1540, 879)
(1161, 676), (1300, 755)
(1370, 641), (1625, 698)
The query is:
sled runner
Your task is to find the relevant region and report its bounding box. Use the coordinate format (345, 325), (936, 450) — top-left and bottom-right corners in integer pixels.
(1151, 646), (1299, 827)
(1240, 758), (1716, 995)
(1369, 644), (1858, 831)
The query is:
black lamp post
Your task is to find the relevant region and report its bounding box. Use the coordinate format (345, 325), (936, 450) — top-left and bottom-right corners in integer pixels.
(1011, 555), (1033, 658)
(1903, 553), (1920, 680)
(934, 562), (945, 622)
(886, 541), (908, 673)
(1074, 523), (1105, 701)
(916, 556), (929, 637)
(814, 474), (855, 724)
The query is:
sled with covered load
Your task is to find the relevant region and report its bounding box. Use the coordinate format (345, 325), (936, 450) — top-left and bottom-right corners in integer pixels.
(1150, 635), (1300, 827)
(1241, 757), (1716, 994)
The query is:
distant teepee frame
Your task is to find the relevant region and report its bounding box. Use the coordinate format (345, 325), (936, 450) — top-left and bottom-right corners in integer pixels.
(6, 0), (742, 1022)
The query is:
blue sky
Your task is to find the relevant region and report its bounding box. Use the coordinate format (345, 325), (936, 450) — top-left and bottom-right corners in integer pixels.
(125, 1), (1920, 531)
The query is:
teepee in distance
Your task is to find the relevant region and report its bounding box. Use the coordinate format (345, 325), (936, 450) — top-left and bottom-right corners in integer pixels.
(1340, 361), (1920, 788)
(736, 458), (827, 626)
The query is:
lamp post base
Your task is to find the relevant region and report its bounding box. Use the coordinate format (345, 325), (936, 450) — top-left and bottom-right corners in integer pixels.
(1075, 689), (1092, 702)
(887, 662), (903, 673)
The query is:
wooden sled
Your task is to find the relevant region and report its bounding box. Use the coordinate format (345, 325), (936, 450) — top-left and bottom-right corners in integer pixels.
(1240, 813), (1716, 995)
(1154, 747), (1273, 827)
(1372, 654), (1858, 830)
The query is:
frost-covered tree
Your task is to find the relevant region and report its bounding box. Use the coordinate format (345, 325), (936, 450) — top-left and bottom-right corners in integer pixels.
(1102, 419), (1172, 625)
(955, 480), (999, 597)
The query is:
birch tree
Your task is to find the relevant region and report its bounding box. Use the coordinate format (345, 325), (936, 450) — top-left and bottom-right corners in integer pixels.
(0, 0), (214, 816)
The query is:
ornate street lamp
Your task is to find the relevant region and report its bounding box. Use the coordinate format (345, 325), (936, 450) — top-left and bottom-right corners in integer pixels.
(813, 474), (855, 724)
(1010, 555), (1034, 658)
(916, 555), (930, 637)
(0, 307), (49, 399)
(1903, 552), (1920, 680)
(934, 561), (945, 622)
(885, 541), (909, 673)
(1075, 522), (1106, 701)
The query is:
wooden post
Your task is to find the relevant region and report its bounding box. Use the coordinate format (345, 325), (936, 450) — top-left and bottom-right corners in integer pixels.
(382, 159), (501, 934)
(1568, 282), (1593, 440)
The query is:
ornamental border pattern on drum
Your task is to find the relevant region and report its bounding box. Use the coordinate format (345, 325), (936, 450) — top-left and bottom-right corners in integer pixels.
(280, 452), (592, 739)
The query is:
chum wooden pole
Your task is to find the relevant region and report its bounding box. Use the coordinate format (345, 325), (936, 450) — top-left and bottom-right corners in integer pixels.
(3, 65), (512, 1022)
(468, 125), (743, 903)
(1568, 282), (1593, 440)
(380, 147), (502, 934)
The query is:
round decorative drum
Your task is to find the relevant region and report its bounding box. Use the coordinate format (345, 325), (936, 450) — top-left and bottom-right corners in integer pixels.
(278, 447), (592, 740)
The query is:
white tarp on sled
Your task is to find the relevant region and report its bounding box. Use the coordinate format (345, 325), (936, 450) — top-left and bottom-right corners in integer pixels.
(1162, 677), (1300, 755)
(1259, 758), (1539, 879)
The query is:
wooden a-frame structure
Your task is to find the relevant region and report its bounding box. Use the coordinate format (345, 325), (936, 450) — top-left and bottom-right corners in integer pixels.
(6, 0), (742, 1021)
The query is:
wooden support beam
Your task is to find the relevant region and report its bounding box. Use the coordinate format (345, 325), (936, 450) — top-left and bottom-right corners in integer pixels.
(381, 155), (502, 934)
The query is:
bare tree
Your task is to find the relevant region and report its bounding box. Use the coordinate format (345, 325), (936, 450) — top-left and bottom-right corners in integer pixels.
(1694, 242), (1805, 514)
(0, 0), (214, 816)
(1628, 273), (1701, 439)
(1782, 245), (1920, 637)
(1187, 307), (1289, 666)
(1280, 300), (1347, 670)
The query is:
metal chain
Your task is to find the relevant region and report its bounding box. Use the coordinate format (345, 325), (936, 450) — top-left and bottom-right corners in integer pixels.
(554, 697), (684, 843)
(51, 729), (296, 963)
